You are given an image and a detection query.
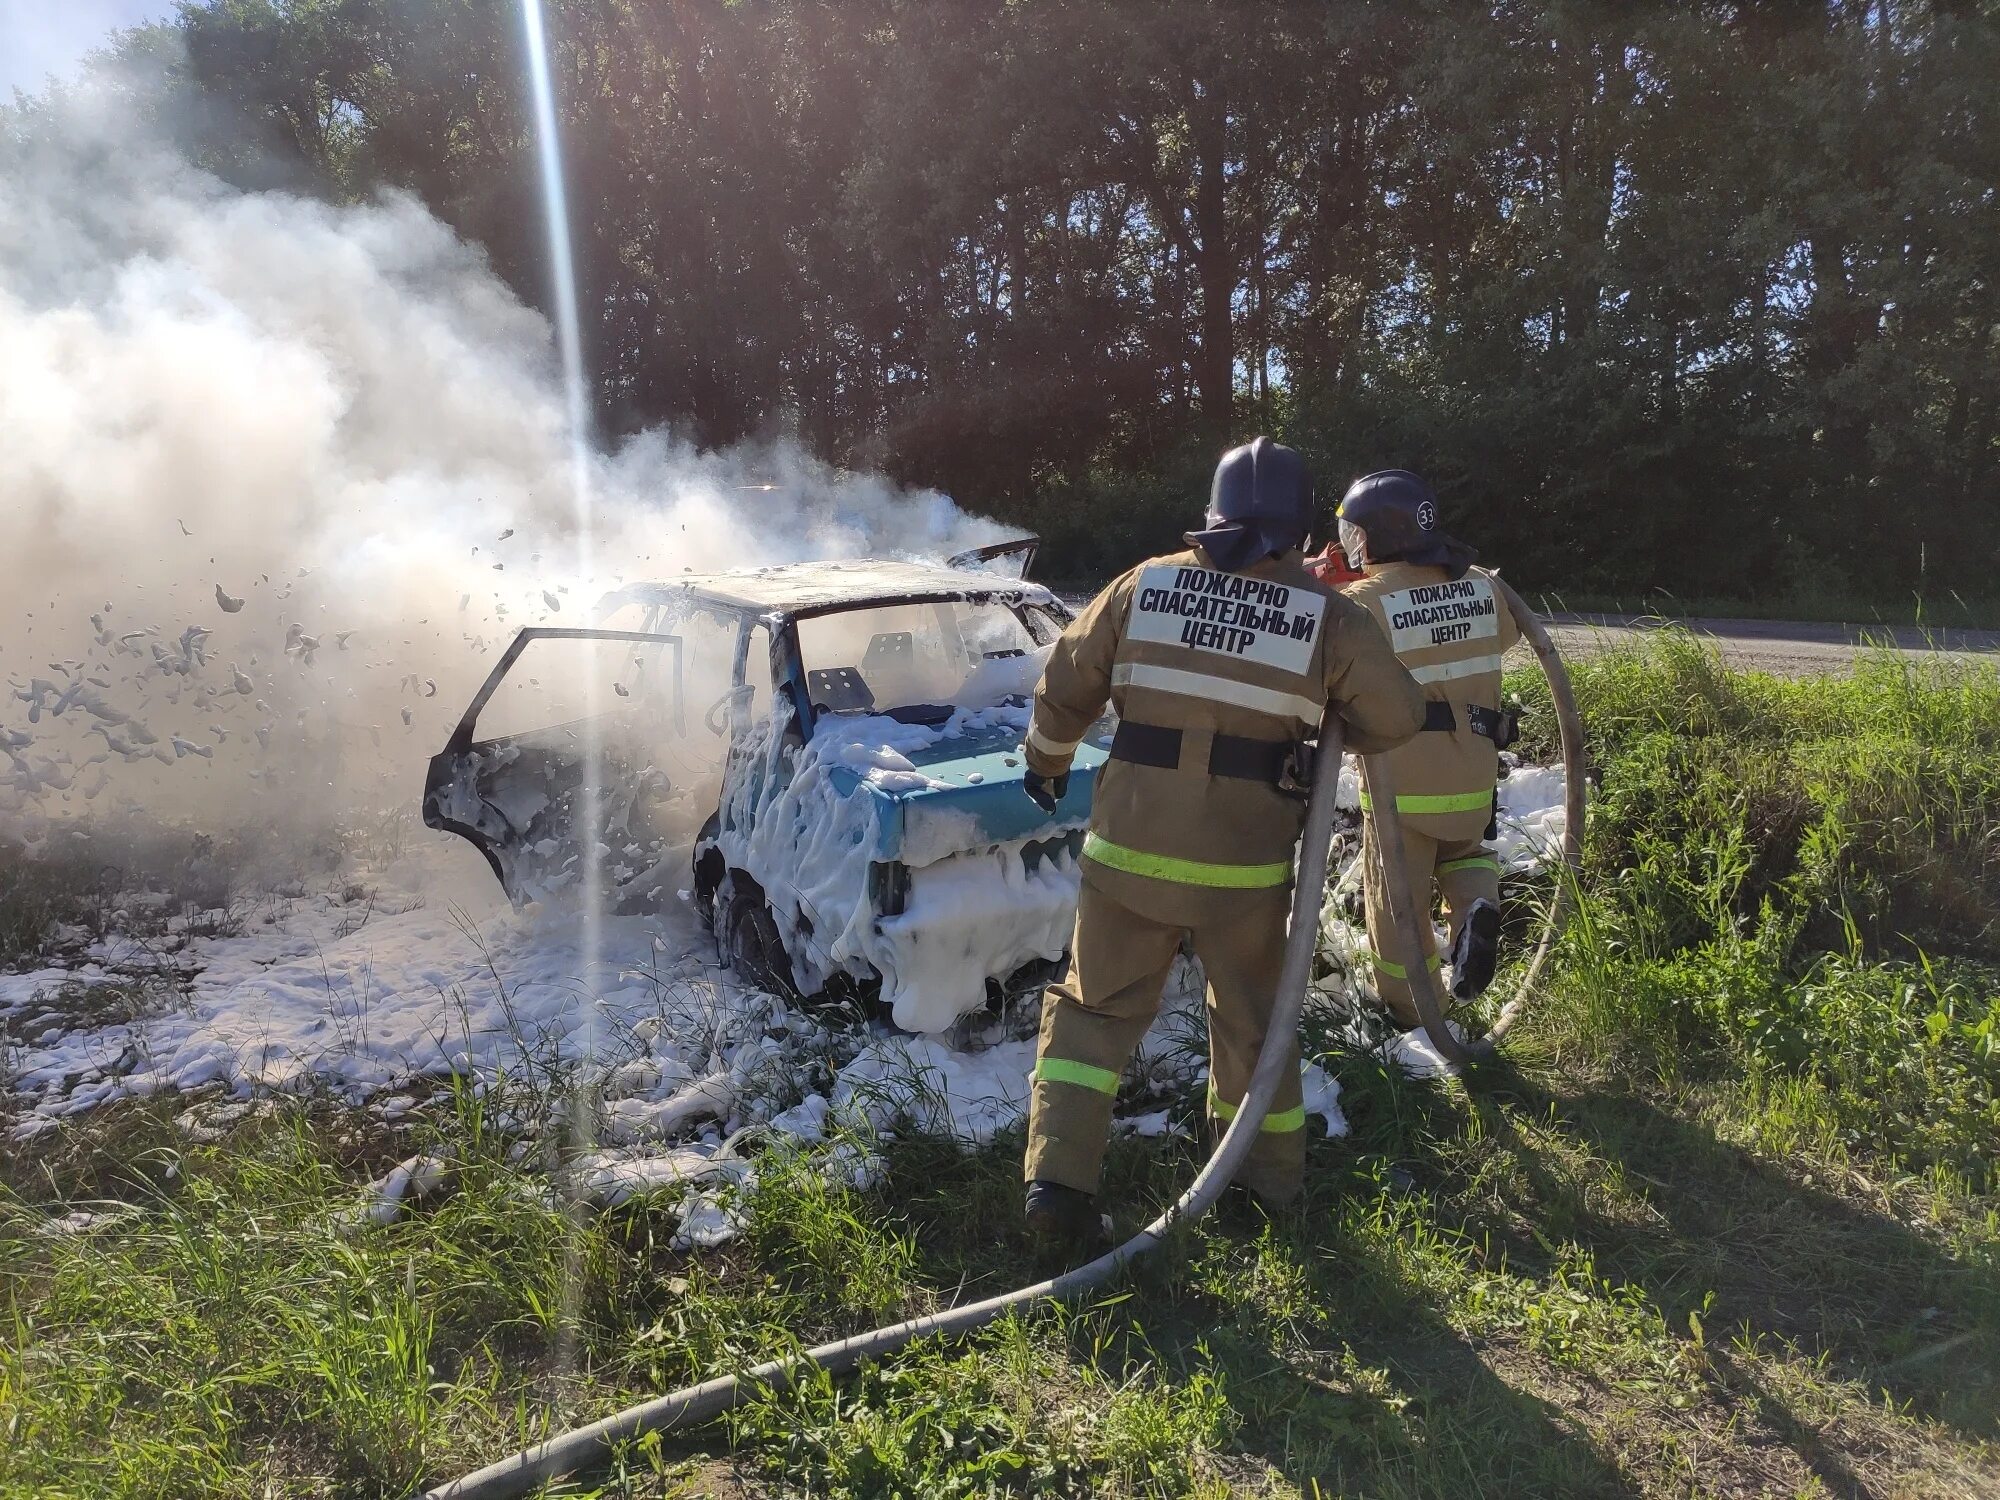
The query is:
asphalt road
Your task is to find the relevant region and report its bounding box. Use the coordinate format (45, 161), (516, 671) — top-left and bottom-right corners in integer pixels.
(1542, 614), (2000, 677)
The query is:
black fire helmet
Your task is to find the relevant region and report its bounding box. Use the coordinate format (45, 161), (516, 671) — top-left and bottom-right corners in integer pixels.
(1185, 437), (1316, 572)
(1336, 469), (1476, 578)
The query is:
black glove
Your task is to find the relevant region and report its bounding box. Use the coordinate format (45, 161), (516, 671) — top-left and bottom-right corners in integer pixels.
(1023, 768), (1070, 814)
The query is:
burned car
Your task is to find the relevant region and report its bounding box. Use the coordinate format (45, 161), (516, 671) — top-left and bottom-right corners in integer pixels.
(422, 543), (1109, 1032)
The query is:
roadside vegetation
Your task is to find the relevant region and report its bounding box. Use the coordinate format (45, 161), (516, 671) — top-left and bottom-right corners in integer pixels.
(3, 634), (1997, 1498)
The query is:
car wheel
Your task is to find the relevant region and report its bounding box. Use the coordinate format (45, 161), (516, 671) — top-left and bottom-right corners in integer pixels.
(725, 892), (797, 999)
(692, 812), (725, 929)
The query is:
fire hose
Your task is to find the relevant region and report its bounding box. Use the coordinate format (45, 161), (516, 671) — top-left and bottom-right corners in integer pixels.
(425, 590), (1583, 1497)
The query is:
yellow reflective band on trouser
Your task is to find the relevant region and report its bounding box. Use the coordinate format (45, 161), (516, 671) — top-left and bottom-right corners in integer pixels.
(1208, 1082), (1305, 1133)
(1081, 833), (1291, 890)
(1034, 1057), (1121, 1095)
(1364, 949), (1442, 981)
(1438, 854), (1501, 875)
(1358, 788), (1495, 815)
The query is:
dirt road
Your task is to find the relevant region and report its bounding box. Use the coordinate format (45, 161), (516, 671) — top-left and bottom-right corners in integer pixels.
(1541, 614), (2000, 677)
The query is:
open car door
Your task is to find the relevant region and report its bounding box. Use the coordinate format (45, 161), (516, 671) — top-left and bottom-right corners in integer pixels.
(946, 535), (1039, 580)
(422, 628), (695, 907)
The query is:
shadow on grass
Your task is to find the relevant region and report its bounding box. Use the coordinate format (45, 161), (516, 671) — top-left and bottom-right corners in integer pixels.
(869, 1123), (1640, 1498)
(610, 1054), (1995, 1496)
(1129, 1152), (1642, 1497)
(1424, 1057), (1999, 1443)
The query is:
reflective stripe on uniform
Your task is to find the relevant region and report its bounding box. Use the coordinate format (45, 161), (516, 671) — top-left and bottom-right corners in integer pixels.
(1034, 1057), (1121, 1095)
(1081, 832), (1291, 889)
(1208, 1081), (1306, 1132)
(1111, 662), (1322, 727)
(1358, 788), (1494, 814)
(1438, 854), (1500, 875)
(1405, 654), (1505, 685)
(1025, 721), (1082, 759)
(1364, 948), (1443, 980)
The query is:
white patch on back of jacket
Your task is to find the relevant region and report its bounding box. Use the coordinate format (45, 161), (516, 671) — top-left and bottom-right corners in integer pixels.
(1126, 563), (1325, 675)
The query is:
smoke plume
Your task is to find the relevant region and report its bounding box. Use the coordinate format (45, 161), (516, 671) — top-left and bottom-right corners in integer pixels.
(0, 68), (1003, 849)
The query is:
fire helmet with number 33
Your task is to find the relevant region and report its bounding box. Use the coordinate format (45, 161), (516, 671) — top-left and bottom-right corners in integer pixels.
(1335, 469), (1477, 579)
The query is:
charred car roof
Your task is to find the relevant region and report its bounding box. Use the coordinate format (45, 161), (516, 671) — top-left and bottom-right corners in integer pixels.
(594, 558), (1059, 622)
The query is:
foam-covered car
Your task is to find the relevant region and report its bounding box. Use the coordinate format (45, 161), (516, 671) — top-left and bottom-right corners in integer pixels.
(421, 541), (1110, 1032)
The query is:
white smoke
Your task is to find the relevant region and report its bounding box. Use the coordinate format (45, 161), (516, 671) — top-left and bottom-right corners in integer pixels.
(0, 73), (1003, 847)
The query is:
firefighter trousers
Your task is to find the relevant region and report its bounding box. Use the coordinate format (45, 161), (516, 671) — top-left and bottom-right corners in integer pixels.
(1360, 817), (1500, 1028)
(1024, 868), (1305, 1204)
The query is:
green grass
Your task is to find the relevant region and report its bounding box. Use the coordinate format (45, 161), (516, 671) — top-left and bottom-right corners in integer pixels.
(2, 633), (1998, 1497)
(1509, 635), (2000, 1184)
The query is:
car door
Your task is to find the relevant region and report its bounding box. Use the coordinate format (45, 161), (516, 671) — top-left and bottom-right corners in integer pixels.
(422, 627), (687, 906)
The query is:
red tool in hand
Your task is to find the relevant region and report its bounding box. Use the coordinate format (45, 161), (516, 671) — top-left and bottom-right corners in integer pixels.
(1304, 542), (1363, 587)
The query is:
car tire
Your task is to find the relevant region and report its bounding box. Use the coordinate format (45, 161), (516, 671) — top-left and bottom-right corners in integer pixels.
(725, 891), (797, 999)
(692, 812), (725, 929)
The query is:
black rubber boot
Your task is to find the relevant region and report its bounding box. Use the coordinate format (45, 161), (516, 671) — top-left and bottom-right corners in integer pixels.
(1210, 1179), (1276, 1231)
(1024, 1180), (1109, 1247)
(1449, 898), (1502, 1001)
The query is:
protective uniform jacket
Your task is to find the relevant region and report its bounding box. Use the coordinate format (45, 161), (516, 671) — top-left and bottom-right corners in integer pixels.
(1342, 562), (1522, 844)
(1025, 547), (1425, 890)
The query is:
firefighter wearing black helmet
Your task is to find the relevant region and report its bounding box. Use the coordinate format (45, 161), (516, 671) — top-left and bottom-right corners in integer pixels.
(1016, 438), (1425, 1240)
(1336, 470), (1523, 1029)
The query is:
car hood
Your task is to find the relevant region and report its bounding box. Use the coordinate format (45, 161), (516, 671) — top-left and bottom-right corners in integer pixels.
(820, 713), (1111, 867)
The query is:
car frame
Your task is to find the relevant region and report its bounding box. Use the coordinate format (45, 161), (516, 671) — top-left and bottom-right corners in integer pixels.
(422, 543), (1110, 1029)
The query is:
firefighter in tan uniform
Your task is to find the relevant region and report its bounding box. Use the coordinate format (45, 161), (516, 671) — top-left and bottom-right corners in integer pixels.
(1335, 470), (1522, 1027)
(1018, 438), (1426, 1240)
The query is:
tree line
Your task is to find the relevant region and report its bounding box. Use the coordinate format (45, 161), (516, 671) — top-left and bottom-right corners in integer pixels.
(80, 2), (2000, 601)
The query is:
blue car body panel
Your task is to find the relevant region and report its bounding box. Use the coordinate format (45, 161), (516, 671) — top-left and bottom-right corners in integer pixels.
(820, 719), (1112, 863)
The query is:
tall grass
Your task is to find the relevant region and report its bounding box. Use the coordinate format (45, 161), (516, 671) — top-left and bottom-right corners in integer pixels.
(1513, 632), (2000, 1181)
